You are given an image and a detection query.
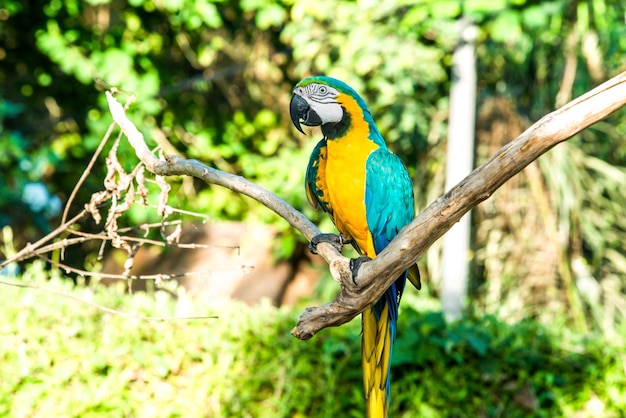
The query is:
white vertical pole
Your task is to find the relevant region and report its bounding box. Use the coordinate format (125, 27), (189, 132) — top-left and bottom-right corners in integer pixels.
(441, 20), (478, 322)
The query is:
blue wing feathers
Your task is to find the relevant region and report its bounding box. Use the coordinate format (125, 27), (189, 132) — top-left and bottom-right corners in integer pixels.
(364, 148), (414, 326)
(365, 150), (415, 250)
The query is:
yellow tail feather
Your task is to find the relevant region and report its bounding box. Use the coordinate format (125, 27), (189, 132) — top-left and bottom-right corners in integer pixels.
(362, 305), (392, 418)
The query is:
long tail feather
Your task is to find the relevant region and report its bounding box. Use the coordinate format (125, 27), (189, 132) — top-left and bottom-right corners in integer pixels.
(361, 285), (397, 418)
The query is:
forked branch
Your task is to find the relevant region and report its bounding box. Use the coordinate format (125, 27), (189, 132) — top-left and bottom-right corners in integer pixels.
(106, 71), (626, 340)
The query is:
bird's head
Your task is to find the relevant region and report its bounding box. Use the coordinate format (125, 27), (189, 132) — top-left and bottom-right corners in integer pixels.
(290, 76), (367, 135)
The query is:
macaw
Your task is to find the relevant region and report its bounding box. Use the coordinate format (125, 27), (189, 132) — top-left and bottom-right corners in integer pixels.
(290, 76), (420, 418)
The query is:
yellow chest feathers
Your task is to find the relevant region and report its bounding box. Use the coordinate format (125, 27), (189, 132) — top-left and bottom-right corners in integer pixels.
(324, 93), (379, 255)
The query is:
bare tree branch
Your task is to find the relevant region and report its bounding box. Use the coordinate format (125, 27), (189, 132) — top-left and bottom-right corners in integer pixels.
(105, 71), (626, 340)
(292, 70), (626, 339)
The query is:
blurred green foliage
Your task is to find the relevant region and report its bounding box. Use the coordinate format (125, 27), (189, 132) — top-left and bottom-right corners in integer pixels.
(1, 0), (626, 330)
(1, 268), (624, 417)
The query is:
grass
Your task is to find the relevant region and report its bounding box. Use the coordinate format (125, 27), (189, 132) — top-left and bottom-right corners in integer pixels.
(1, 262), (625, 417)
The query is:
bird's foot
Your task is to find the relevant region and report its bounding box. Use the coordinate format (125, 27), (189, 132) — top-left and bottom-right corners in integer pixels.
(308, 233), (350, 254)
(349, 256), (372, 285)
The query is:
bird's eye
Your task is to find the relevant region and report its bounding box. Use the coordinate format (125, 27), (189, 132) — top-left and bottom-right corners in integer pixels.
(319, 86), (327, 94)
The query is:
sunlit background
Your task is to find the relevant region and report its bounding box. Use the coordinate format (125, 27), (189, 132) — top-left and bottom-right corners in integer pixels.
(1, 0), (625, 416)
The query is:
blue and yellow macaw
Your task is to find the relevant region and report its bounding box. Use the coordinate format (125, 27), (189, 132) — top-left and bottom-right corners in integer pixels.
(290, 76), (420, 418)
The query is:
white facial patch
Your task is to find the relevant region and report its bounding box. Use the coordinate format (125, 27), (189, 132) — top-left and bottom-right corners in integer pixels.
(296, 84), (344, 124)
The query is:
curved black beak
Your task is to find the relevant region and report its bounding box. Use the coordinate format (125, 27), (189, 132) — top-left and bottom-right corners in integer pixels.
(290, 93), (322, 134)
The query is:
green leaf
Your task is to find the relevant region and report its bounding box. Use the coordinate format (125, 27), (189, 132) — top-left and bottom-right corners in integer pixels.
(466, 333), (490, 357)
(91, 48), (134, 86)
(256, 4), (288, 30)
(465, 0), (508, 14)
(522, 5), (549, 29)
(489, 10), (522, 42)
(195, 1), (222, 28)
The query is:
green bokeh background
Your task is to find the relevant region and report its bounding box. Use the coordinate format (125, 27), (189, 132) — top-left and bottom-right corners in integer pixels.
(1, 0), (626, 416)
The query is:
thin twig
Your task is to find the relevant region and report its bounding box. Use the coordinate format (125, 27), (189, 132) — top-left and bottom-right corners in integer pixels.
(1, 209), (90, 267)
(37, 253), (249, 281)
(60, 123), (118, 226)
(67, 228), (239, 251)
(0, 278), (217, 321)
